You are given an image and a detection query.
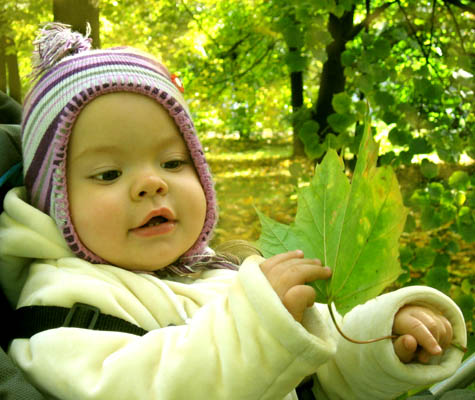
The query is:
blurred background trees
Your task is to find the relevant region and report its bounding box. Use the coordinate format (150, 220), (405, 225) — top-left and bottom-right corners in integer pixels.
(2, 0), (473, 162)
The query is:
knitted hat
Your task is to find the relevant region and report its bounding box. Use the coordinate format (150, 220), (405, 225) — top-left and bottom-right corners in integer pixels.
(22, 23), (217, 272)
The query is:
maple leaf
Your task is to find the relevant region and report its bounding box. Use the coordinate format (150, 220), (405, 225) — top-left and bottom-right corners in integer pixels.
(257, 118), (407, 316)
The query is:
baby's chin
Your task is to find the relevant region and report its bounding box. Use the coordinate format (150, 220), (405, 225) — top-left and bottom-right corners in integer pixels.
(106, 251), (183, 272)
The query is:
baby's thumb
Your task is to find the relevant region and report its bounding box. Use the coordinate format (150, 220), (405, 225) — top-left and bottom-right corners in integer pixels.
(393, 334), (417, 363)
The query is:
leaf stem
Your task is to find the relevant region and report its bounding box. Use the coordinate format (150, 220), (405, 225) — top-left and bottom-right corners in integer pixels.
(328, 303), (397, 344)
(327, 303), (468, 353)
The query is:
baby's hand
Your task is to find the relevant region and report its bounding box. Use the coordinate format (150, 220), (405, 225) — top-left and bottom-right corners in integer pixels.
(392, 305), (453, 363)
(259, 250), (332, 323)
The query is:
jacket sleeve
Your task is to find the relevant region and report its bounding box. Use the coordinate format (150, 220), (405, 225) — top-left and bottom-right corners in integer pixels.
(314, 286), (467, 400)
(9, 256), (336, 400)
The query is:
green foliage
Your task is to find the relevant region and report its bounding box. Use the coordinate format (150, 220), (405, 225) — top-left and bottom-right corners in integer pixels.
(298, 120), (325, 159)
(395, 162), (474, 356)
(258, 119), (407, 315)
(9, 0), (474, 158)
(409, 170), (474, 243)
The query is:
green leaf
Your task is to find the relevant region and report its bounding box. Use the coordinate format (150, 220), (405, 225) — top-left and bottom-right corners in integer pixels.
(410, 137), (432, 154)
(445, 240), (460, 253)
(448, 170), (470, 190)
(455, 191), (466, 207)
(433, 253), (451, 268)
(374, 91), (395, 107)
(332, 92), (352, 114)
(278, 17), (304, 48)
(425, 267), (451, 293)
(457, 207), (475, 243)
(420, 159), (439, 179)
(399, 246), (414, 264)
(388, 128), (410, 146)
(369, 38), (391, 60)
(327, 113), (356, 133)
(308, 28), (333, 47)
(285, 52), (308, 73)
(258, 116), (407, 315)
(428, 182), (444, 202)
(382, 111), (398, 125)
(454, 293), (475, 322)
(412, 247), (437, 269)
(379, 151), (397, 167)
(461, 279), (472, 295)
(298, 120), (325, 160)
(370, 64), (389, 83)
(420, 206), (442, 230)
(355, 74), (373, 94)
(341, 50), (355, 67)
(429, 237), (444, 250)
(299, 120), (319, 140)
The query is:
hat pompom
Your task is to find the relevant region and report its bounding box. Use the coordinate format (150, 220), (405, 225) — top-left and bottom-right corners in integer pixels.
(30, 22), (92, 80)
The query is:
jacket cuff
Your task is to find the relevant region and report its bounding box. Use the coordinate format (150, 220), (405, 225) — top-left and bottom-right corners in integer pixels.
(329, 286), (466, 398)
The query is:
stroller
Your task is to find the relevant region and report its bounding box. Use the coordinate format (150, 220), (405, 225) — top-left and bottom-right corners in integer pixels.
(0, 90), (45, 398)
(0, 90), (473, 399)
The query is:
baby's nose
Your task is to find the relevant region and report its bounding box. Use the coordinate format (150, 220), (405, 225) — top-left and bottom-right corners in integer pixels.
(131, 174), (168, 200)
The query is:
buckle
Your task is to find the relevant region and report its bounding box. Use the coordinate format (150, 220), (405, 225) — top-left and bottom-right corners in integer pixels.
(63, 302), (100, 329)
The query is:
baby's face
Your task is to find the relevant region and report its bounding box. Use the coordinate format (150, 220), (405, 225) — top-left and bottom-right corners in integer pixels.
(66, 92), (207, 271)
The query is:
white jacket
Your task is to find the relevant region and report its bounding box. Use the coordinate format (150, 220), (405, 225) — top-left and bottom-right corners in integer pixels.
(0, 187), (467, 400)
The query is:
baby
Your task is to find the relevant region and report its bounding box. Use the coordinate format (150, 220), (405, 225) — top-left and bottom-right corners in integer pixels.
(0, 24), (466, 400)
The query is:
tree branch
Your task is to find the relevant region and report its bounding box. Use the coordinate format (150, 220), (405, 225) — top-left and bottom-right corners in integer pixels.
(349, 1), (396, 40)
(396, 0), (445, 85)
(443, 0), (475, 15)
(429, 0), (437, 52)
(218, 32), (253, 60)
(211, 41), (276, 85)
(178, 0), (220, 49)
(442, 0), (468, 55)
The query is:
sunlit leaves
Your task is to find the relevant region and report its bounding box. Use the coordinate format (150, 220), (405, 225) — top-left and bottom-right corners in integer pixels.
(409, 168), (474, 245)
(449, 171), (470, 190)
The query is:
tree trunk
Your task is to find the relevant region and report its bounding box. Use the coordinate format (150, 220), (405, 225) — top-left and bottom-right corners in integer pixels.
(53, 0), (101, 48)
(6, 49), (21, 103)
(0, 37), (6, 93)
(0, 35), (21, 103)
(289, 50), (305, 157)
(312, 9), (355, 140)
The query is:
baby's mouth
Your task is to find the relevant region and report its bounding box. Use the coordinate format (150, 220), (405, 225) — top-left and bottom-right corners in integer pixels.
(132, 208), (177, 233)
(141, 216), (169, 228)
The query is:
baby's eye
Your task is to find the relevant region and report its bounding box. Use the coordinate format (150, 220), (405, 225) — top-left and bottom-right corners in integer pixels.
(161, 160), (186, 170)
(94, 170), (122, 181)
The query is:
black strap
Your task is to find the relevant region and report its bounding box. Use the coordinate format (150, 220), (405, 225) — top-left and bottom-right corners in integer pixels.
(13, 302), (148, 339)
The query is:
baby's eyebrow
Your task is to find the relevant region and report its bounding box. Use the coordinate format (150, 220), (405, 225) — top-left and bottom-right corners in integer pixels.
(71, 145), (123, 162)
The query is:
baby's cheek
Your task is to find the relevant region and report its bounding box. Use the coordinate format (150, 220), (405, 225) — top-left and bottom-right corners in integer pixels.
(72, 192), (125, 244)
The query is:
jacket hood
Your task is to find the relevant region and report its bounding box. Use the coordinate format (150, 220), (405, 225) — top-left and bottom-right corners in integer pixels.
(0, 187), (72, 305)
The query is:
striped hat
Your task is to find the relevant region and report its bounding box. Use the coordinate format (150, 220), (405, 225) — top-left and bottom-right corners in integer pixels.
(22, 23), (217, 271)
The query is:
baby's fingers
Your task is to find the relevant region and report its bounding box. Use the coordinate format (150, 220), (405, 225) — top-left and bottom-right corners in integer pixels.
(283, 285), (316, 323)
(393, 334), (418, 363)
(260, 250), (304, 274)
(394, 307), (446, 359)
